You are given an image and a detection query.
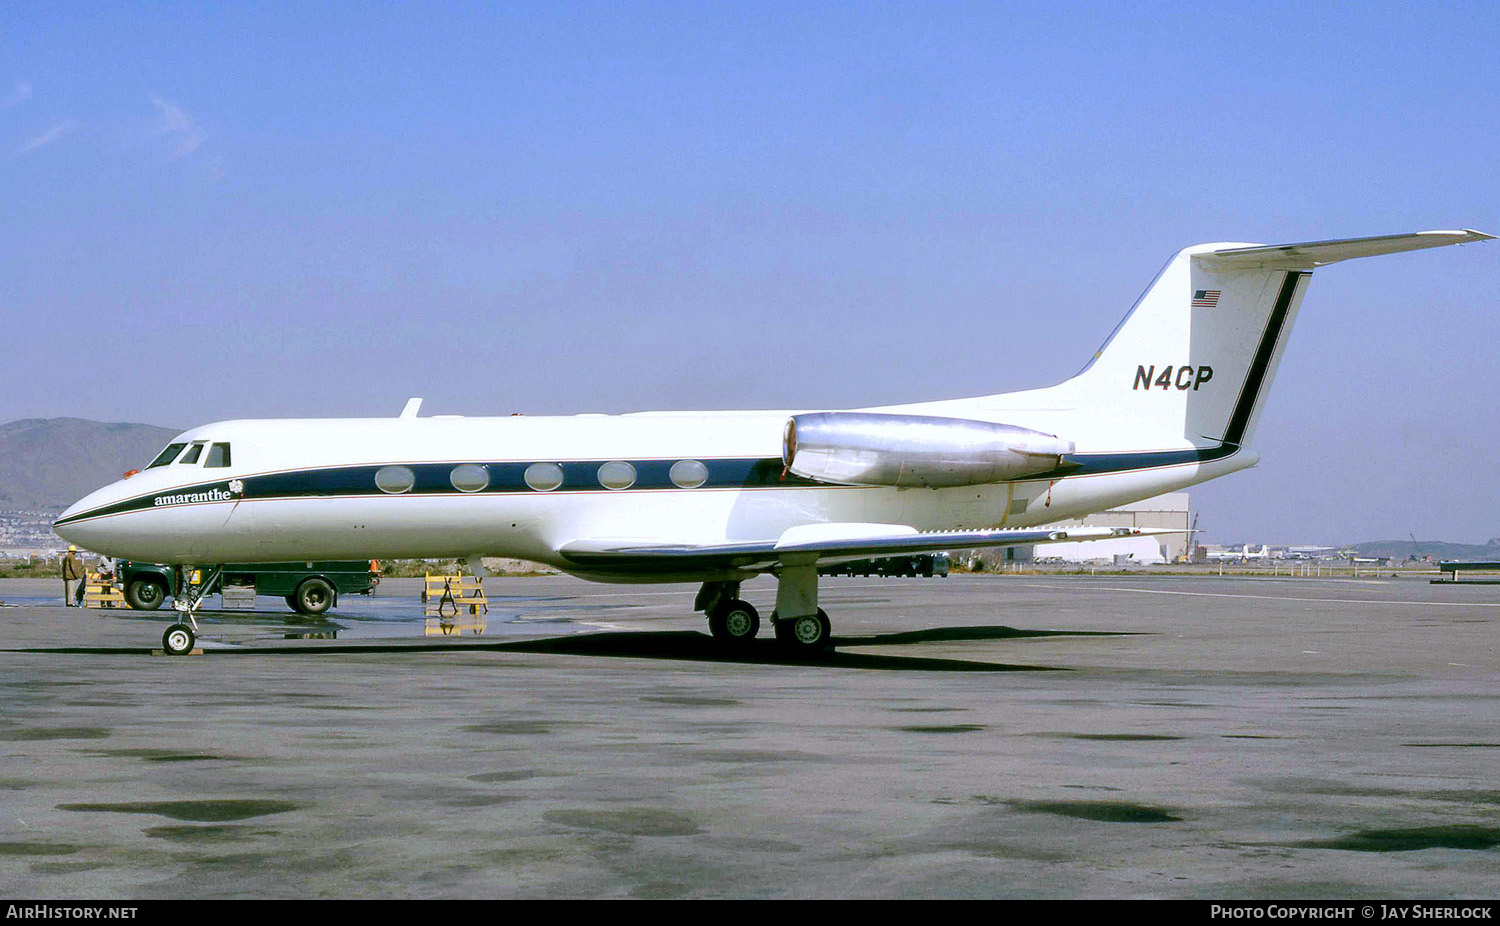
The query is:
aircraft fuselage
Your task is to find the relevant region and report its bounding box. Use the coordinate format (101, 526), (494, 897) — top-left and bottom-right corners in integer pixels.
(55, 410), (1248, 579)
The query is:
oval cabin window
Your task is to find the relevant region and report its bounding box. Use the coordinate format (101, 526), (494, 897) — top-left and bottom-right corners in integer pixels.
(670, 459), (709, 489)
(375, 465), (416, 494)
(524, 462), (564, 492)
(449, 464), (490, 493)
(597, 461), (637, 490)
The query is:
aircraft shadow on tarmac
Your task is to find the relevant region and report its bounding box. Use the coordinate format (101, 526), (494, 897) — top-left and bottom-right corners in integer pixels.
(15, 624), (1141, 672)
(491, 626), (1145, 671)
(489, 629), (1058, 671)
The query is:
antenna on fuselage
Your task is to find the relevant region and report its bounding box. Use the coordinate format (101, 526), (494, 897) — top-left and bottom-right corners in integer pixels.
(399, 397), (423, 419)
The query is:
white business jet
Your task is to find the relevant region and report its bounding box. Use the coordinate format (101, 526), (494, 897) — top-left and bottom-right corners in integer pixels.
(55, 229), (1492, 655)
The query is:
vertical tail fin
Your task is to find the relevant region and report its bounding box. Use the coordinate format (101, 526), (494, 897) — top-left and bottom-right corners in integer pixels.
(1063, 230), (1491, 450)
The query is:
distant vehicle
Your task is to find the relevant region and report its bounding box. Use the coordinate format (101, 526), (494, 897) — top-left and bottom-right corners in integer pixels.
(820, 553), (949, 578)
(117, 560), (380, 615)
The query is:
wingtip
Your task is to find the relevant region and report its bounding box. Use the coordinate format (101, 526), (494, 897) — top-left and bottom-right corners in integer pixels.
(1414, 229), (1494, 243)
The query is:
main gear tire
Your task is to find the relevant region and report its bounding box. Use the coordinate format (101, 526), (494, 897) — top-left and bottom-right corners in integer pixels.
(773, 609), (833, 657)
(708, 599), (760, 649)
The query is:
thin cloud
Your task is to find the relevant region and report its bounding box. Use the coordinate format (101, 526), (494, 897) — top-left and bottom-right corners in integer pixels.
(14, 119), (79, 156)
(3, 81), (31, 108)
(150, 95), (205, 157)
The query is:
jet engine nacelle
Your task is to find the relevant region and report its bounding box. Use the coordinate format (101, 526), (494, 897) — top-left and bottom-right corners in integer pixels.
(783, 412), (1075, 488)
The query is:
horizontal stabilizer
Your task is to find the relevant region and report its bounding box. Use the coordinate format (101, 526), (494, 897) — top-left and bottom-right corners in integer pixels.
(1202, 229), (1493, 269)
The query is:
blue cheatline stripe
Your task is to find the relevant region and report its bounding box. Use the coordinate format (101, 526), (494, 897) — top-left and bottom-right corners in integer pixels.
(1036, 443), (1238, 480)
(53, 446), (1239, 527)
(55, 458), (815, 525)
(246, 457), (817, 497)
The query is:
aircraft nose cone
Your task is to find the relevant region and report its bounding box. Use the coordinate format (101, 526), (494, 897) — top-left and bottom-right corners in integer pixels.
(53, 486), (118, 551)
(54, 509), (93, 549)
(55, 497), (86, 526)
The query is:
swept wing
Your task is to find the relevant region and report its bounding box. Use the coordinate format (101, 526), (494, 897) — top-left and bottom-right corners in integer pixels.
(558, 523), (1177, 575)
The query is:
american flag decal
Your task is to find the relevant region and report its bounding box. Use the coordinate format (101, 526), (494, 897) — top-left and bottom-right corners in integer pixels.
(1192, 289), (1221, 307)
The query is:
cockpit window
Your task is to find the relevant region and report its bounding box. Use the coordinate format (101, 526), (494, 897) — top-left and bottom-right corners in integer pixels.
(147, 443), (187, 468)
(204, 443), (231, 468)
(178, 442), (206, 465)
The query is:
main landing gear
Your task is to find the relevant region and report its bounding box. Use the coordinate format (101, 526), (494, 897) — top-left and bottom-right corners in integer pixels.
(160, 564), (224, 656)
(696, 564), (833, 658)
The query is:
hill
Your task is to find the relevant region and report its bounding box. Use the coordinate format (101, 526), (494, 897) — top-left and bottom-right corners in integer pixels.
(0, 418), (180, 510)
(1349, 539), (1500, 561)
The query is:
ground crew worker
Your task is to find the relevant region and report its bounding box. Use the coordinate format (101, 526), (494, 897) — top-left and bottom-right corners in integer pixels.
(62, 545), (84, 607)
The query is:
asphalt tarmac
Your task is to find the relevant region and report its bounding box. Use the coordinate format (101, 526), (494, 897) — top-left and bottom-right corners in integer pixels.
(1, 572), (1497, 899)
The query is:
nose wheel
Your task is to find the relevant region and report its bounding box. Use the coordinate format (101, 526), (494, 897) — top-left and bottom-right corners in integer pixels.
(162, 623), (196, 656)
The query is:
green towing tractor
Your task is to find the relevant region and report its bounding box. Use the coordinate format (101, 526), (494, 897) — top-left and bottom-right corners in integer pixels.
(117, 560), (381, 616)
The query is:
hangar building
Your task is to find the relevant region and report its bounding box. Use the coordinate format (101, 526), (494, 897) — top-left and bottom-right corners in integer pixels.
(982, 492), (1192, 566)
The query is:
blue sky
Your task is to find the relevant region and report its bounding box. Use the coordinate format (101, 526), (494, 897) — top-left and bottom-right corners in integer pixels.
(3, 2), (1497, 543)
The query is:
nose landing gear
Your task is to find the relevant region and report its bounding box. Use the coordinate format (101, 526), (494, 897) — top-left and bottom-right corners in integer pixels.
(160, 564), (223, 656)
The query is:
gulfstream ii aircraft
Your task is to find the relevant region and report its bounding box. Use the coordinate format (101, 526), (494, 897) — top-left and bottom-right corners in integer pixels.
(55, 229), (1493, 655)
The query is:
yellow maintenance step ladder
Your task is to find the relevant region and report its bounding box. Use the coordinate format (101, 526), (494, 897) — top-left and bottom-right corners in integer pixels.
(423, 573), (488, 636)
(82, 572), (125, 609)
